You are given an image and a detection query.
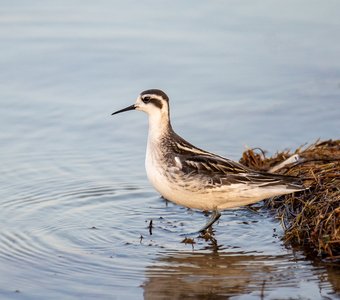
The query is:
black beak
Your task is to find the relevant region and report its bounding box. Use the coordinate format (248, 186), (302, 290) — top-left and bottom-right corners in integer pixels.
(111, 104), (136, 115)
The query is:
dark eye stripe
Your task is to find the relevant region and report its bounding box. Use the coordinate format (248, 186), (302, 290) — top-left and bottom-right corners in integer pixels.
(149, 98), (163, 109)
(142, 96), (163, 109)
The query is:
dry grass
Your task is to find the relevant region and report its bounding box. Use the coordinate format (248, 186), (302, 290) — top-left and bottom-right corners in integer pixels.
(240, 139), (340, 261)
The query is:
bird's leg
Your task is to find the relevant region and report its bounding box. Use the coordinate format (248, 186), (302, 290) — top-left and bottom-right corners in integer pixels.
(199, 210), (221, 233)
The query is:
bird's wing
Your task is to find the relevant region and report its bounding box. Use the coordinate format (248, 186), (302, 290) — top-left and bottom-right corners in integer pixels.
(180, 154), (250, 175)
(176, 154), (303, 188)
(169, 134), (304, 188)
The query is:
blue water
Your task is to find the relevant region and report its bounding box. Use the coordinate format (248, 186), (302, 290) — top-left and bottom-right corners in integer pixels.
(1, 1), (339, 299)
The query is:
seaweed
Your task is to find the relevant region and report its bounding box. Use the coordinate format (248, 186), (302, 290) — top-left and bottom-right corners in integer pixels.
(240, 139), (340, 261)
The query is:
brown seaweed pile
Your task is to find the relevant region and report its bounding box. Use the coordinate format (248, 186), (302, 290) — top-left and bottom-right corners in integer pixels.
(240, 139), (340, 261)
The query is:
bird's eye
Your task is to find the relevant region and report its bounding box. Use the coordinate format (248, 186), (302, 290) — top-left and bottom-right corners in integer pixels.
(142, 96), (151, 104)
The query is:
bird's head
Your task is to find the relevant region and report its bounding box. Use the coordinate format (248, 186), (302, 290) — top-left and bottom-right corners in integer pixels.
(112, 89), (170, 118)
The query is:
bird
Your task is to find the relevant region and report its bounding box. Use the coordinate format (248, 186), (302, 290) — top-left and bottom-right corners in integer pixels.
(112, 89), (305, 232)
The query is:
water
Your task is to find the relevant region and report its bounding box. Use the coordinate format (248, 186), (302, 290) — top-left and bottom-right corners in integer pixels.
(1, 1), (340, 299)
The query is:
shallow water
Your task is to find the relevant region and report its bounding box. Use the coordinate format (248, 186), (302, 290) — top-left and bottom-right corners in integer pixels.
(1, 1), (340, 299)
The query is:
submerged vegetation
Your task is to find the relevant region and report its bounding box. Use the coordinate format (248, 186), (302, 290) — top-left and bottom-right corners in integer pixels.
(240, 139), (340, 261)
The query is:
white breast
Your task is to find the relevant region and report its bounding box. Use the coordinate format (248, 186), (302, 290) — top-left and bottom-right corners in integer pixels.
(145, 137), (167, 186)
(145, 139), (207, 209)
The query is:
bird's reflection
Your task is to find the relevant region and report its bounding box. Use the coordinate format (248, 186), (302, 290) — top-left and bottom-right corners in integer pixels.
(143, 251), (273, 299)
(142, 230), (332, 299)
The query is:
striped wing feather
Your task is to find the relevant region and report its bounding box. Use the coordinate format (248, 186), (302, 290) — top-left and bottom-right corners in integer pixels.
(180, 154), (303, 188)
(168, 134), (304, 189)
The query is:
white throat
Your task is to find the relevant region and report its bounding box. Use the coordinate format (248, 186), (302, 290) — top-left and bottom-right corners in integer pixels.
(147, 110), (171, 142)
